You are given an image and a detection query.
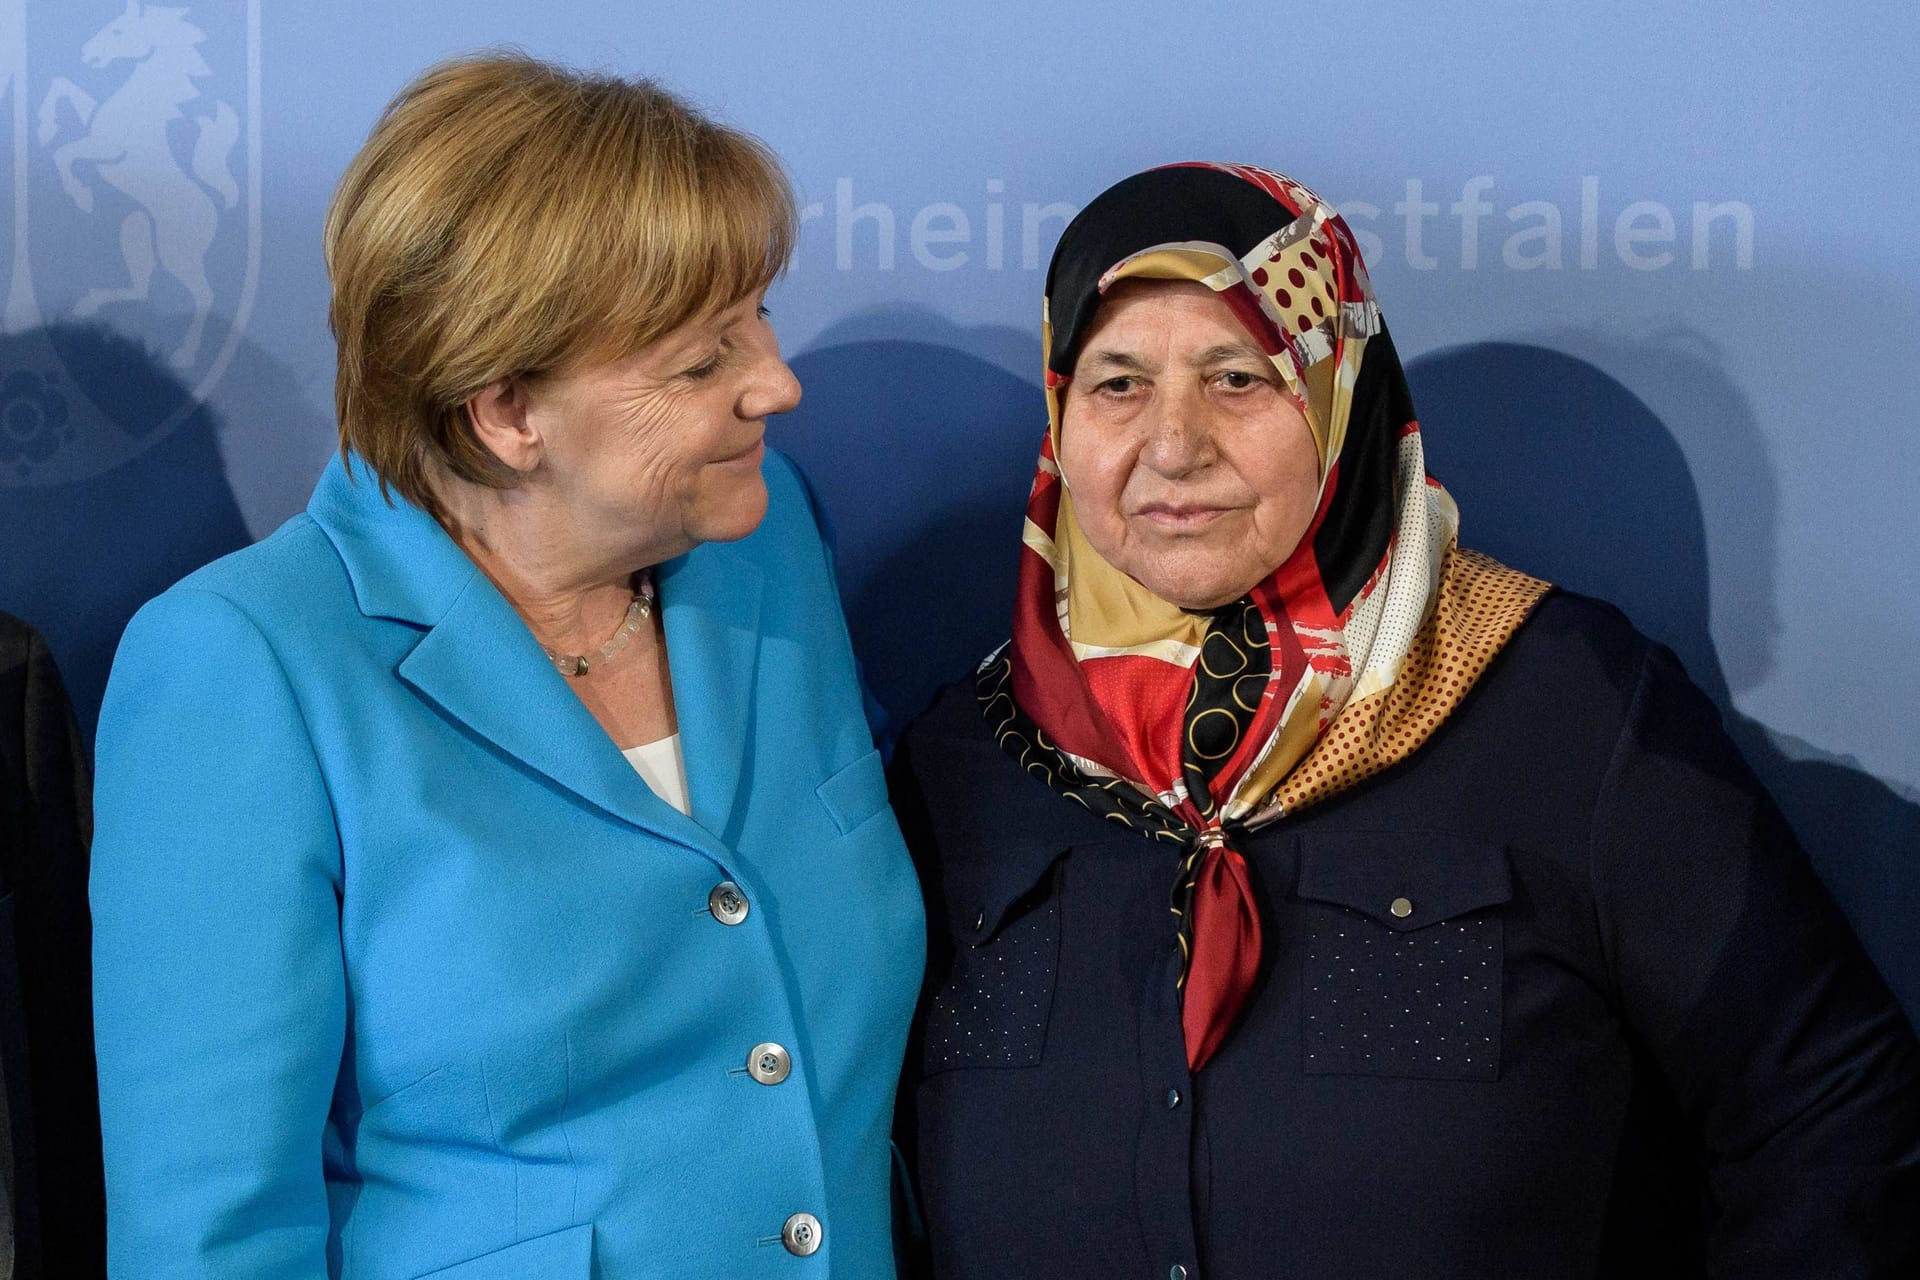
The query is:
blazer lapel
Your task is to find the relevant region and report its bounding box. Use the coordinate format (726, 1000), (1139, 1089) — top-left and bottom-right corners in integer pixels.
(657, 541), (764, 843)
(396, 574), (718, 853)
(308, 455), (724, 858)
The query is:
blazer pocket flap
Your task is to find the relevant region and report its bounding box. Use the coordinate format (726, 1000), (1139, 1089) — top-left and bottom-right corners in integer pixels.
(416, 1224), (593, 1279)
(816, 748), (889, 835)
(1296, 831), (1512, 932)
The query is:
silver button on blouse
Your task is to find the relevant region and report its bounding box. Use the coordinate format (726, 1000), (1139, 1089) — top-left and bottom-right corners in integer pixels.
(748, 1042), (792, 1086)
(1389, 896), (1414, 920)
(782, 1211), (822, 1256)
(709, 881), (750, 926)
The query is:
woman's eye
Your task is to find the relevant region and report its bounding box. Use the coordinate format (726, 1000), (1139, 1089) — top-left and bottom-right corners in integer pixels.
(683, 348), (727, 381)
(1097, 376), (1137, 395)
(1218, 370), (1260, 390)
(756, 304), (772, 320)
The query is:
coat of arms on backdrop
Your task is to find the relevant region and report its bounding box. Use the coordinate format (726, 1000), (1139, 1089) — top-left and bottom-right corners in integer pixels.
(1, 0), (260, 486)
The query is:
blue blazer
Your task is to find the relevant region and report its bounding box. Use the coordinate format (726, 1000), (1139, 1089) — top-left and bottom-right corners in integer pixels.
(90, 452), (925, 1279)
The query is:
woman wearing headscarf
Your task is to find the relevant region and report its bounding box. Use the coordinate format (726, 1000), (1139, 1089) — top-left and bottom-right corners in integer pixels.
(90, 55), (921, 1278)
(892, 162), (1920, 1277)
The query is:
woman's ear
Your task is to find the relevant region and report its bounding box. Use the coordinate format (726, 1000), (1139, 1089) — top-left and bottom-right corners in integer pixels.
(464, 376), (542, 473)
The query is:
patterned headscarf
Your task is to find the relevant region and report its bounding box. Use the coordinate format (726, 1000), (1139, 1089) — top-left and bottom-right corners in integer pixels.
(980, 163), (1549, 1072)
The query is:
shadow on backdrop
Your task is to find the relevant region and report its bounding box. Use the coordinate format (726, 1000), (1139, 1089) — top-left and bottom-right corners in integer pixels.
(771, 308), (1047, 746)
(0, 322), (264, 746)
(1410, 340), (1919, 1019)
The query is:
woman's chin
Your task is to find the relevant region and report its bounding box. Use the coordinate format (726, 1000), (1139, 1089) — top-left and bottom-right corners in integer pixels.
(1134, 571), (1253, 612)
(692, 479), (770, 545)
(1125, 549), (1269, 612)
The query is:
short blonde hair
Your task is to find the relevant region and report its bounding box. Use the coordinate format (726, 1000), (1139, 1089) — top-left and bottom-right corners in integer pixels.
(324, 52), (797, 514)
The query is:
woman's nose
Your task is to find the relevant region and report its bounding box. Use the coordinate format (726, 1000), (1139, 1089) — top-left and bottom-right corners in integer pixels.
(742, 349), (803, 421)
(1140, 389), (1214, 477)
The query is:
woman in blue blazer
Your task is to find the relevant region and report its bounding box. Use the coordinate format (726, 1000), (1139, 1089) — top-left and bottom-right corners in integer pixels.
(89, 55), (922, 1278)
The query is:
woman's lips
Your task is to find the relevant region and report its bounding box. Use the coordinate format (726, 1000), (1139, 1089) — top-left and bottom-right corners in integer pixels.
(1135, 504), (1233, 531)
(718, 438), (766, 467)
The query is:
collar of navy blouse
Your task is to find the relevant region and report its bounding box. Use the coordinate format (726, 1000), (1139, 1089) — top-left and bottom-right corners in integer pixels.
(306, 452), (763, 863)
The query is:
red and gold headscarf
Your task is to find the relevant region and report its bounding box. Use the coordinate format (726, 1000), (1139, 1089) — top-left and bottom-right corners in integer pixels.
(979, 163), (1550, 1072)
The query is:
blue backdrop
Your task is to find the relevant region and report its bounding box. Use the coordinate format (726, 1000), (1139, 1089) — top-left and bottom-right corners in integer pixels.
(3, 1), (1916, 1012)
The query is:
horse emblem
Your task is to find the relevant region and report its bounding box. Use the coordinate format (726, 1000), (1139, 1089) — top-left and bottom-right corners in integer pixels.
(39, 2), (240, 369)
(1, 0), (260, 487)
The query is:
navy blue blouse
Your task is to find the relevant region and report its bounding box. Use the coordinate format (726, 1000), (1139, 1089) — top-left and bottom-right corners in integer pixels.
(891, 592), (1920, 1279)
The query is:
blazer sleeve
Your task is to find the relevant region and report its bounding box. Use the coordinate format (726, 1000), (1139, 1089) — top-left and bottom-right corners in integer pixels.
(1591, 642), (1920, 1272)
(91, 589), (345, 1279)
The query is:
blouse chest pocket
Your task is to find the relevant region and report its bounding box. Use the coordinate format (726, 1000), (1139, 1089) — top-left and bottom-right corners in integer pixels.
(1294, 832), (1512, 1082)
(919, 844), (1067, 1077)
